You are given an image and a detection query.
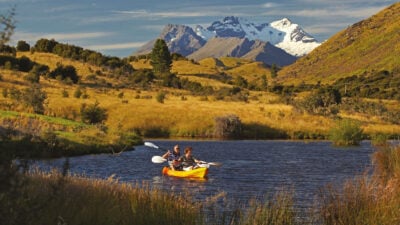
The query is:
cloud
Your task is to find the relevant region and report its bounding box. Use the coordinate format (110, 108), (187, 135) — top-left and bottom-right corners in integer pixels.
(114, 9), (227, 18)
(262, 2), (279, 8)
(292, 6), (386, 18)
(85, 42), (147, 50)
(261, 4), (387, 20)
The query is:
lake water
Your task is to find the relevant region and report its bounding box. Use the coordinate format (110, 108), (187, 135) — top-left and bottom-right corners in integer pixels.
(34, 140), (376, 208)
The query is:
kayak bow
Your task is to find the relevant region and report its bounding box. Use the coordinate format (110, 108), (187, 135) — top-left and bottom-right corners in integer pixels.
(162, 166), (208, 178)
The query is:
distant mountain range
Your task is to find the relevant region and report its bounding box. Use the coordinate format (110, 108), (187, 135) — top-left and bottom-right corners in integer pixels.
(133, 17), (320, 67)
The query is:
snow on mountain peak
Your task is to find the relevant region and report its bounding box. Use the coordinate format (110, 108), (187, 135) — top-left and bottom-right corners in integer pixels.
(194, 16), (320, 56)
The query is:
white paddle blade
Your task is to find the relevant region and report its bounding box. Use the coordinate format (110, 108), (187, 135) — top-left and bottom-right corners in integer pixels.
(197, 163), (210, 168)
(206, 162), (222, 167)
(151, 156), (167, 163)
(145, 142), (159, 149)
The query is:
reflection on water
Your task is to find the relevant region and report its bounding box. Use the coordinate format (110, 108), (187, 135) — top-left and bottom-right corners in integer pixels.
(34, 140), (375, 207)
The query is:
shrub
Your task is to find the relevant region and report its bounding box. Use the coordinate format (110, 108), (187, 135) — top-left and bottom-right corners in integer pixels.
(156, 91), (166, 103)
(22, 84), (47, 114)
(61, 89), (69, 98)
(329, 119), (363, 146)
(80, 101), (107, 124)
(214, 114), (242, 139)
(48, 64), (79, 83)
(74, 87), (82, 98)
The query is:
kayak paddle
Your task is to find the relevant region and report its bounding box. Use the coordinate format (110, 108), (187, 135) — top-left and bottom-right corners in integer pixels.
(144, 142), (166, 151)
(151, 155), (167, 163)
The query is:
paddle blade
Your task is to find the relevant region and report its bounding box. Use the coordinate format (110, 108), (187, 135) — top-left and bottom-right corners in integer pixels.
(152, 156), (167, 163)
(145, 142), (159, 149)
(207, 162), (222, 167)
(198, 161), (222, 167)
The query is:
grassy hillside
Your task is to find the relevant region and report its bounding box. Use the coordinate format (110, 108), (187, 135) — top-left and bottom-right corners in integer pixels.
(278, 2), (400, 84)
(2, 51), (399, 142)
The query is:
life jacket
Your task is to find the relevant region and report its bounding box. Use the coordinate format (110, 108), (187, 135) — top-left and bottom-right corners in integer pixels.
(168, 152), (180, 161)
(180, 155), (196, 167)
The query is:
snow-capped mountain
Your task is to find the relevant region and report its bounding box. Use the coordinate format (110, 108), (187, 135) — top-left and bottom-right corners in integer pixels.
(195, 16), (320, 56)
(133, 16), (320, 66)
(134, 24), (205, 56)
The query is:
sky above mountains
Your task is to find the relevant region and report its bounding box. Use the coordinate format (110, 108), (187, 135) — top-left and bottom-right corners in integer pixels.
(0, 0), (397, 57)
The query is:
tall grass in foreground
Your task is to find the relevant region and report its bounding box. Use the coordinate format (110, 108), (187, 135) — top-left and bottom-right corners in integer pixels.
(1, 169), (300, 225)
(317, 145), (400, 225)
(3, 146), (400, 225)
(1, 171), (201, 225)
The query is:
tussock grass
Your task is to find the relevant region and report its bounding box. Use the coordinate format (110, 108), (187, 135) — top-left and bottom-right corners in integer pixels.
(2, 170), (201, 225)
(3, 169), (302, 225)
(317, 145), (400, 225)
(1, 52), (399, 140)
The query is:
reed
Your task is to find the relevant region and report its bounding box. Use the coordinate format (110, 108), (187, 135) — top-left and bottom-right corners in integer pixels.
(2, 170), (201, 225)
(236, 190), (297, 225)
(316, 145), (400, 225)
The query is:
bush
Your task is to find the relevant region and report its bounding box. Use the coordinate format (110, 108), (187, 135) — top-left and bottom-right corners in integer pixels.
(22, 84), (47, 114)
(74, 87), (83, 98)
(156, 91), (166, 103)
(329, 119), (363, 146)
(214, 114), (242, 139)
(61, 89), (69, 98)
(80, 101), (107, 124)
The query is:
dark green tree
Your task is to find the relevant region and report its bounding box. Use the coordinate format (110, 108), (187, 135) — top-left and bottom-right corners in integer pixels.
(270, 64), (278, 78)
(16, 40), (30, 51)
(150, 39), (172, 75)
(48, 64), (79, 83)
(260, 74), (268, 90)
(34, 38), (58, 53)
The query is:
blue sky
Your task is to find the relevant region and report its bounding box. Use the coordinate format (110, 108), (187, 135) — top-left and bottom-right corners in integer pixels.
(0, 0), (397, 57)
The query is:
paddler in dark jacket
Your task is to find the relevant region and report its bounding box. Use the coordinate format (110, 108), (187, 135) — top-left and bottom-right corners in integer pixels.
(179, 146), (202, 170)
(162, 144), (182, 170)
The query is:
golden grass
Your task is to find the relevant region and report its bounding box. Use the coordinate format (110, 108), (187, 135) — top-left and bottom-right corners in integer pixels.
(5, 170), (201, 225)
(130, 59), (152, 70)
(172, 60), (219, 75)
(318, 145), (400, 225)
(2, 49), (400, 140)
(2, 66), (399, 139)
(278, 2), (400, 85)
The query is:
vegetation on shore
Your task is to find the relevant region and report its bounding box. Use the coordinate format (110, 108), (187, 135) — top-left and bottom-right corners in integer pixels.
(2, 144), (400, 225)
(1, 4), (400, 225)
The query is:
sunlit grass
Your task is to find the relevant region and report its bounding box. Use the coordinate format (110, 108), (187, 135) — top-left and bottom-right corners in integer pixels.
(317, 145), (400, 225)
(1, 52), (399, 140)
(7, 170), (201, 225)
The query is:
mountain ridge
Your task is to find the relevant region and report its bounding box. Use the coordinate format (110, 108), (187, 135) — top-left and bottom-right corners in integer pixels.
(277, 2), (400, 84)
(133, 16), (320, 66)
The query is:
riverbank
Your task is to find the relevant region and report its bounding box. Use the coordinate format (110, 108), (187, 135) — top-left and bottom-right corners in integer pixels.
(2, 144), (399, 225)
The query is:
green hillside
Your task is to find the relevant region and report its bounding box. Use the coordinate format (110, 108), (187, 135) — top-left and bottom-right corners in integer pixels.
(278, 2), (400, 84)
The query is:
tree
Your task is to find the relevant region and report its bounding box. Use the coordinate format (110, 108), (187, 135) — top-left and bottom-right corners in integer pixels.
(260, 74), (268, 90)
(270, 64), (278, 78)
(48, 64), (79, 83)
(150, 39), (172, 75)
(0, 7), (16, 47)
(16, 40), (30, 51)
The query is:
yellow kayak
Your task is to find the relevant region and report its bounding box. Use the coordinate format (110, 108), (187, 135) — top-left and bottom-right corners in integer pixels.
(162, 166), (208, 178)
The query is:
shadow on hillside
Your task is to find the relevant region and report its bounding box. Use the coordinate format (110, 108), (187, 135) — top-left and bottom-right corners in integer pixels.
(242, 122), (288, 139)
